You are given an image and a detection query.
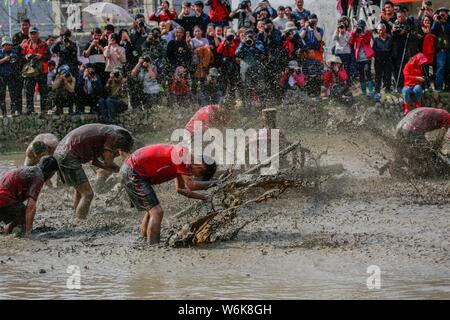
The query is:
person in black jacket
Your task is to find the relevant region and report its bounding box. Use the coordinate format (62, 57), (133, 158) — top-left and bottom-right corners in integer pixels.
(373, 23), (393, 102)
(166, 27), (192, 75)
(75, 65), (104, 114)
(175, 2), (197, 35)
(51, 29), (79, 76)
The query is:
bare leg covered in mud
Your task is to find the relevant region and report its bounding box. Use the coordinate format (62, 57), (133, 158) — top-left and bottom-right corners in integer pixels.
(140, 205), (164, 244)
(73, 182), (94, 219)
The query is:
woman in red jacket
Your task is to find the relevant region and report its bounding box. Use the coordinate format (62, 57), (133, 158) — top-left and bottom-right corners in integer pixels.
(402, 53), (428, 115)
(149, 1), (177, 23)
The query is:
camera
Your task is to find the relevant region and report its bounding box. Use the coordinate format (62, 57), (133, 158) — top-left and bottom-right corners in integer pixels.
(339, 23), (346, 29)
(264, 26), (271, 34)
(309, 21), (316, 28)
(152, 30), (160, 39)
(137, 18), (146, 29)
(143, 56), (151, 63)
(245, 36), (254, 46)
(113, 71), (121, 78)
(7, 52), (17, 64)
(63, 36), (70, 43)
(88, 68), (96, 76)
(226, 34), (234, 42)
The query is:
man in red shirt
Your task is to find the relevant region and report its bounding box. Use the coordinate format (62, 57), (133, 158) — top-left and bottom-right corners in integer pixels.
(0, 156), (58, 236)
(396, 107), (450, 156)
(54, 124), (134, 219)
(121, 144), (216, 243)
(185, 104), (230, 135)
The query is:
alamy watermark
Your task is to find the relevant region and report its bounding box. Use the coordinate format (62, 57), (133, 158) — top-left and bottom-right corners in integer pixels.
(170, 121), (280, 175)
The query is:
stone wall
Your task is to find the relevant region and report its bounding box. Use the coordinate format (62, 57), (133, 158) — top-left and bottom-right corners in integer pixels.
(0, 109), (158, 146)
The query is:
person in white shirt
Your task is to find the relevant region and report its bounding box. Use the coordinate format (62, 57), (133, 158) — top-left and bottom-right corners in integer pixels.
(273, 6), (289, 31)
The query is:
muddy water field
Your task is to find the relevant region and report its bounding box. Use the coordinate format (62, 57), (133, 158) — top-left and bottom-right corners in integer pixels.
(0, 101), (449, 299)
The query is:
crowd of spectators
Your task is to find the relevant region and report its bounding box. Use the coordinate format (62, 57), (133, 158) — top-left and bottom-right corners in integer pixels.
(0, 0), (449, 122)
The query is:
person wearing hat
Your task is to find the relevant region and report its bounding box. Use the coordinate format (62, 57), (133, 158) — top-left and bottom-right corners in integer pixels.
(279, 60), (305, 94)
(51, 29), (79, 76)
(323, 55), (350, 98)
(98, 66), (128, 124)
(20, 27), (51, 115)
(0, 156), (59, 236)
(199, 67), (223, 106)
(50, 64), (75, 115)
(0, 36), (21, 118)
(282, 22), (298, 61)
(431, 6), (450, 92)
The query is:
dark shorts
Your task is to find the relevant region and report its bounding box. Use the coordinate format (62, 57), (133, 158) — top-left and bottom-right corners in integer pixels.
(120, 164), (159, 212)
(54, 153), (88, 187)
(0, 203), (26, 227)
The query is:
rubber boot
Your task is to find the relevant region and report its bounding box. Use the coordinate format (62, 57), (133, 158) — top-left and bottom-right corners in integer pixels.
(367, 80), (375, 99)
(374, 93), (381, 103)
(360, 82), (367, 96)
(403, 103), (409, 116)
(415, 100), (422, 108)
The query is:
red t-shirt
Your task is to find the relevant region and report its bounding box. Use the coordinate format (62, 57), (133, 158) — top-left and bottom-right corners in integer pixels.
(55, 124), (128, 164)
(125, 144), (192, 185)
(185, 105), (229, 134)
(0, 167), (44, 207)
(397, 108), (450, 134)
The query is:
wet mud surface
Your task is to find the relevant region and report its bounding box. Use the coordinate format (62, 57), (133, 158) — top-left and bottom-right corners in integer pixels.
(0, 103), (449, 299)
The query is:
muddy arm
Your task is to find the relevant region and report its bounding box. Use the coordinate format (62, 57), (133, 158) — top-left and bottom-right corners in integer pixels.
(24, 198), (37, 237)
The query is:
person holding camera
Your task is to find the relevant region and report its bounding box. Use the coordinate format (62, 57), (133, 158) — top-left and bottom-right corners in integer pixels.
(279, 60), (305, 96)
(21, 27), (50, 115)
(141, 28), (167, 81)
(75, 64), (104, 114)
(104, 33), (126, 80)
(131, 55), (161, 109)
(98, 67), (129, 124)
(431, 7), (450, 92)
(323, 55), (350, 99)
(51, 29), (78, 76)
(149, 0), (177, 23)
(418, 1), (434, 20)
(130, 14), (151, 60)
(229, 0), (255, 30)
(349, 20), (375, 99)
(379, 1), (397, 34)
(299, 13), (324, 98)
(166, 27), (193, 76)
(0, 37), (21, 118)
(281, 22), (299, 61)
(235, 29), (266, 110)
(198, 67), (223, 106)
(332, 17), (354, 81)
(217, 29), (240, 96)
(50, 65), (75, 115)
(392, 9), (420, 90)
(83, 28), (108, 83)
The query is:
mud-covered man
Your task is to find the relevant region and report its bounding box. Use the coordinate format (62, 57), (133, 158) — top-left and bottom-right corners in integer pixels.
(54, 124), (134, 219)
(121, 144), (216, 244)
(24, 133), (59, 166)
(395, 108), (450, 169)
(0, 156), (58, 236)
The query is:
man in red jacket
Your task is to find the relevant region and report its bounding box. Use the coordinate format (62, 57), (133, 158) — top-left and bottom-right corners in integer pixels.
(206, 0), (231, 27)
(121, 144), (216, 243)
(21, 27), (50, 115)
(402, 53), (428, 115)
